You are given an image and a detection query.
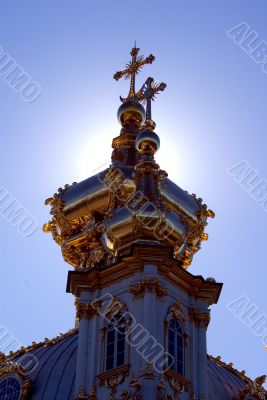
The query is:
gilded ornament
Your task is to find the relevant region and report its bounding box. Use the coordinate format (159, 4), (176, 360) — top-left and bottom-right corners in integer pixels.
(43, 46), (215, 273)
(239, 375), (267, 399)
(113, 45), (155, 103)
(129, 277), (168, 298)
(76, 302), (101, 320)
(76, 386), (97, 400)
(169, 301), (185, 322)
(139, 363), (155, 379)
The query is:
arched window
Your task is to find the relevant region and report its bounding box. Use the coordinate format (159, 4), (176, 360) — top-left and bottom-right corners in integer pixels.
(167, 318), (184, 376)
(0, 376), (21, 400)
(105, 314), (126, 371)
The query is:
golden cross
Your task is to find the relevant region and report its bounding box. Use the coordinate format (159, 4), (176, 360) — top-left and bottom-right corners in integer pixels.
(113, 46), (155, 102)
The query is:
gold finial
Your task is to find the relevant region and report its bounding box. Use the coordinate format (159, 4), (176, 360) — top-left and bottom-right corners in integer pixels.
(113, 45), (155, 103)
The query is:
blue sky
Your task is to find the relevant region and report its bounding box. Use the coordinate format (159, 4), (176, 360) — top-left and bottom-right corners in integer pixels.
(0, 0), (266, 381)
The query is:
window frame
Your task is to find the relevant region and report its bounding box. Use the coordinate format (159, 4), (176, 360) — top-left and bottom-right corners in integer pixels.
(167, 317), (185, 376)
(164, 307), (188, 380)
(102, 313), (127, 373)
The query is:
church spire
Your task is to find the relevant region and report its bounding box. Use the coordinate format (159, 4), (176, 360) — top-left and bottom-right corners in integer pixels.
(43, 46), (214, 271)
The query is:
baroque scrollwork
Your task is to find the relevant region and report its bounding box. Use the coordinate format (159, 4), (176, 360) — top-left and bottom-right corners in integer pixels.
(139, 363), (155, 379)
(76, 300), (102, 320)
(76, 385), (97, 400)
(76, 295), (125, 322)
(169, 300), (185, 322)
(157, 376), (175, 400)
(113, 367), (146, 400)
(173, 203), (215, 269)
(98, 365), (130, 400)
(119, 377), (142, 400)
(129, 277), (168, 298)
(239, 375), (267, 399)
(43, 187), (109, 269)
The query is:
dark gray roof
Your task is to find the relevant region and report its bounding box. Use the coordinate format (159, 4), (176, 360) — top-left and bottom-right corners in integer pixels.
(207, 357), (245, 399)
(11, 330), (247, 399)
(18, 331), (78, 400)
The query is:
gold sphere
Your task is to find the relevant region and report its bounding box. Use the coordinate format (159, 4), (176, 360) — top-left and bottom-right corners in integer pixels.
(135, 131), (160, 155)
(117, 101), (145, 127)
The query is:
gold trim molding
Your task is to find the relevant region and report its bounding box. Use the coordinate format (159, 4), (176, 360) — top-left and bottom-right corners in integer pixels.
(67, 246), (222, 307)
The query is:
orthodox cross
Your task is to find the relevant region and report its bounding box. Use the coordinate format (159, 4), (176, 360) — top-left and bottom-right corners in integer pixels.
(140, 77), (167, 130)
(113, 46), (155, 103)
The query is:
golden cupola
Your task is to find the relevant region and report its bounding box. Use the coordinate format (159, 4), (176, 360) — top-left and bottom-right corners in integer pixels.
(43, 46), (214, 270)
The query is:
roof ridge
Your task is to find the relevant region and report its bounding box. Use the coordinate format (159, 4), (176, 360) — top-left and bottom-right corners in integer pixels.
(7, 327), (78, 361)
(208, 354), (251, 384)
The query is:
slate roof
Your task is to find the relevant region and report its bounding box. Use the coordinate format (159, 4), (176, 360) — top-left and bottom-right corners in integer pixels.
(15, 331), (78, 400)
(207, 356), (245, 399)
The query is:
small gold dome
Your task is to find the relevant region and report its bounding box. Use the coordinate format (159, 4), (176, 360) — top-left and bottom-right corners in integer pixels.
(135, 131), (160, 155)
(117, 101), (145, 127)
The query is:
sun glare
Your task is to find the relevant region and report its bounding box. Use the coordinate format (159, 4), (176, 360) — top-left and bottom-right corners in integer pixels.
(73, 125), (115, 181)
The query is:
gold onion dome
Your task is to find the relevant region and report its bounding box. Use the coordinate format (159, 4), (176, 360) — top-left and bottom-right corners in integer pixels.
(43, 46), (214, 270)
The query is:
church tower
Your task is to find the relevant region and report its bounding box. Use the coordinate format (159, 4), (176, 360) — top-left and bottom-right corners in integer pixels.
(43, 46), (222, 400)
